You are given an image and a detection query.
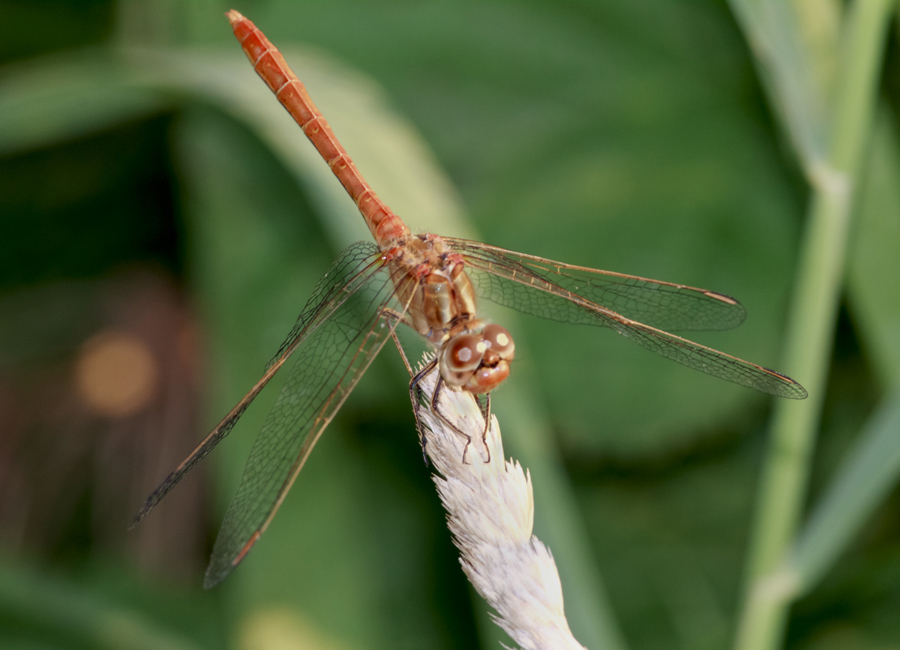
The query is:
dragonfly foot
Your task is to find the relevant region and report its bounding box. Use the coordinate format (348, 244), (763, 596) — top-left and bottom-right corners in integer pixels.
(418, 427), (430, 467)
(473, 433), (491, 464)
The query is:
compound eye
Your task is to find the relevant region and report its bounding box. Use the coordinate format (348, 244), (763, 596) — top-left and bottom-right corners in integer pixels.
(445, 334), (485, 372)
(482, 324), (515, 360)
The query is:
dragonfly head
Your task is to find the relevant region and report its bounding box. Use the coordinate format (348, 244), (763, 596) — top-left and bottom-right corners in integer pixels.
(439, 323), (515, 394)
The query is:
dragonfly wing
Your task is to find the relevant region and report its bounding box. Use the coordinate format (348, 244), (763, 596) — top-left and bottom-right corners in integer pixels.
(131, 242), (382, 526)
(604, 318), (807, 398)
(203, 255), (416, 587)
(446, 238), (746, 332)
(446, 238), (805, 399)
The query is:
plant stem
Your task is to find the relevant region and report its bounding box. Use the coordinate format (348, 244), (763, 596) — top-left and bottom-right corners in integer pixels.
(733, 1), (895, 649)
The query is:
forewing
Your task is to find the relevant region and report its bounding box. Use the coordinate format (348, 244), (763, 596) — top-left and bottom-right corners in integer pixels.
(203, 255), (415, 587)
(446, 238), (746, 331)
(131, 242), (382, 527)
(446, 238), (805, 399)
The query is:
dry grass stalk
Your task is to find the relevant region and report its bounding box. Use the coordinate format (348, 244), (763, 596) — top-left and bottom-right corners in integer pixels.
(415, 358), (586, 650)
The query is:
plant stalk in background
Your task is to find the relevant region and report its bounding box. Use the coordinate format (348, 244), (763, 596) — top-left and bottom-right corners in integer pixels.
(730, 1), (896, 649)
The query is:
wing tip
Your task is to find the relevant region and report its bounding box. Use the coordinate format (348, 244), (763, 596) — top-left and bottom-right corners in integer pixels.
(128, 491), (162, 530)
(202, 531), (261, 589)
(128, 507), (148, 531)
(762, 367), (808, 400)
(779, 380), (809, 400)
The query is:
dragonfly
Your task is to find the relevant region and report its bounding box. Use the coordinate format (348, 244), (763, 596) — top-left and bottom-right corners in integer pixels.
(133, 10), (807, 588)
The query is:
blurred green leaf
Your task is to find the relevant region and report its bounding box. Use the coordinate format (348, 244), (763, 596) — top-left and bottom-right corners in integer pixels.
(727, 0), (837, 175)
(788, 389), (900, 593)
(0, 558), (208, 650)
(0, 51), (168, 156)
(731, 1), (895, 649)
(848, 107), (900, 387)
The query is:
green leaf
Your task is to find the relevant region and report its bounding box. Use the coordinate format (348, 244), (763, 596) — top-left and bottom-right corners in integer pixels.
(0, 50), (168, 156)
(0, 558), (208, 650)
(788, 390), (900, 592)
(726, 0), (838, 175)
(848, 108), (900, 387)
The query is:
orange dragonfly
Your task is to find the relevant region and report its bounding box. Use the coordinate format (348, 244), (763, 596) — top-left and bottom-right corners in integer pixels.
(133, 10), (807, 588)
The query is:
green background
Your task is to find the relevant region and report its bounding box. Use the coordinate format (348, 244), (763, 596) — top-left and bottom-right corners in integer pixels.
(1, 1), (898, 649)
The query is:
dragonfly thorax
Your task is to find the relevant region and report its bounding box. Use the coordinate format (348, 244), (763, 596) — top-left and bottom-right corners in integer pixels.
(391, 234), (479, 344)
(390, 234), (516, 393)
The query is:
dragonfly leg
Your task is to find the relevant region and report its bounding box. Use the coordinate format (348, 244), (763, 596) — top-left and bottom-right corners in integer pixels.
(409, 358), (438, 464)
(408, 361), (482, 465)
(429, 377), (491, 464)
(389, 328), (414, 376)
(431, 376), (473, 464)
(478, 393), (492, 452)
(396, 314), (492, 464)
(381, 307), (416, 377)
(381, 305), (435, 464)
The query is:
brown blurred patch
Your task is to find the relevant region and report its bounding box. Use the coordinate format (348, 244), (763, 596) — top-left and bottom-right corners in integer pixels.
(75, 330), (159, 418)
(0, 266), (211, 582)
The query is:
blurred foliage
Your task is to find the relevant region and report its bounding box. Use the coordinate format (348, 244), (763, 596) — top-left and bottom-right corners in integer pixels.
(0, 1), (898, 650)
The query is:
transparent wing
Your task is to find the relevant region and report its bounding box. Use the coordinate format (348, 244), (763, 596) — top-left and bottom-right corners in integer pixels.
(447, 238), (806, 400)
(203, 251), (416, 587)
(445, 237), (745, 331)
(131, 242), (383, 526)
